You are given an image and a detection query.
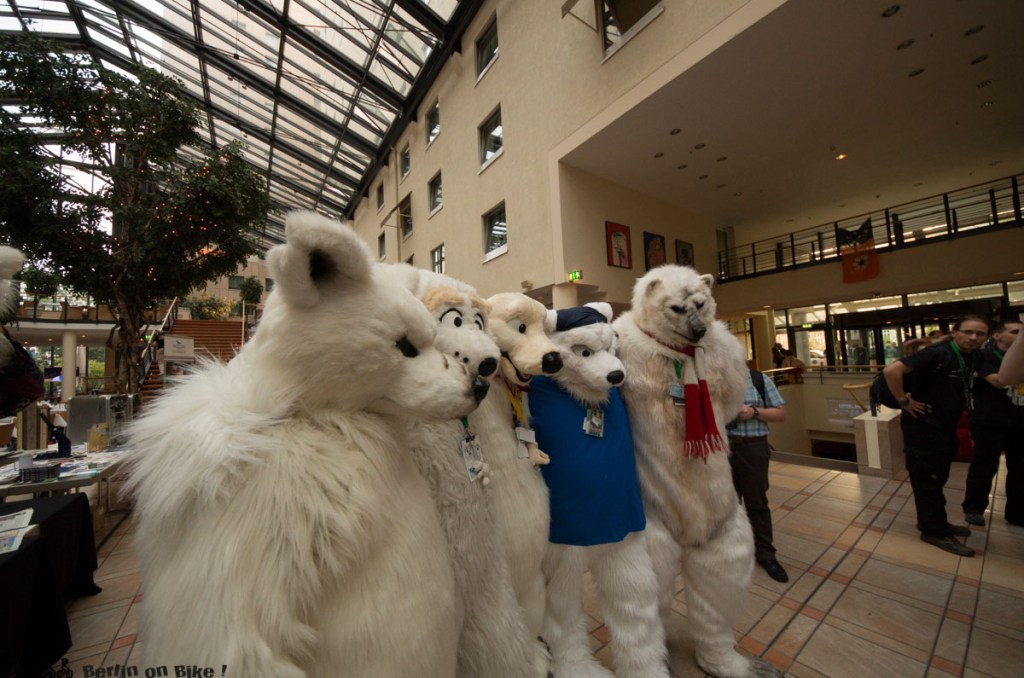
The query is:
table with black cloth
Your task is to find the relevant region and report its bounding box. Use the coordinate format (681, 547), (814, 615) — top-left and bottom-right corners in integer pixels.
(0, 494), (103, 678)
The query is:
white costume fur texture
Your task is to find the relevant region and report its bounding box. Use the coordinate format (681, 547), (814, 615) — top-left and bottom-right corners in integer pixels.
(126, 212), (484, 678)
(538, 303), (668, 678)
(394, 271), (542, 678)
(473, 292), (563, 669)
(0, 246), (25, 366)
(613, 266), (779, 678)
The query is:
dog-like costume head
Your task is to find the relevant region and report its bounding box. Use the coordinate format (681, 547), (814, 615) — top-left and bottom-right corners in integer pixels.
(253, 210), (485, 420)
(630, 265), (717, 348)
(487, 292), (563, 386)
(543, 303), (623, 407)
(420, 286), (499, 381)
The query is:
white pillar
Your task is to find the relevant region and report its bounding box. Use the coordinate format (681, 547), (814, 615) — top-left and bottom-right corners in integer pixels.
(62, 330), (77, 402)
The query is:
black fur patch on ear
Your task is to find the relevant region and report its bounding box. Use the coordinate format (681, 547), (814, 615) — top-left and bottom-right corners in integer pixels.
(309, 249), (336, 283)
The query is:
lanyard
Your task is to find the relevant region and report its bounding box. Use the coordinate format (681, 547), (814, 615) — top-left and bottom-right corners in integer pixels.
(993, 347), (1004, 362)
(503, 381), (528, 426)
(949, 342), (972, 407)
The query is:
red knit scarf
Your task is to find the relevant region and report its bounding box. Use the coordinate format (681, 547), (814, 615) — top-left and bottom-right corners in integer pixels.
(641, 328), (725, 462)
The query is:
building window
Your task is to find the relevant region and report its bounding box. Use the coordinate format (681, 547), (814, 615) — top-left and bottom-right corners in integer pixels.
(476, 19), (499, 76)
(376, 183), (384, 210)
(431, 243), (445, 274)
(479, 108), (503, 166)
(377, 232), (386, 260)
(483, 203), (507, 257)
(405, 254), (414, 266)
(601, 0), (662, 52)
(426, 101), (440, 145)
(428, 172), (443, 212)
(227, 276), (245, 290)
(400, 144), (411, 177)
(399, 195), (413, 239)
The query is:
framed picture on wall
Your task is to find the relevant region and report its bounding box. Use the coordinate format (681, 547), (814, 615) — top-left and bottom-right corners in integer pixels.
(605, 221), (632, 269)
(643, 231), (667, 271)
(675, 240), (694, 267)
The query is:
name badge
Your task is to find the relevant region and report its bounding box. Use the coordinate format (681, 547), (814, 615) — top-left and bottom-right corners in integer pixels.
(668, 383), (685, 406)
(583, 407), (604, 437)
(459, 435), (485, 482)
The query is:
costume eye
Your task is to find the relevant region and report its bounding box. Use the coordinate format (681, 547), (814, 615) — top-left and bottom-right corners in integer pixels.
(439, 309), (463, 329)
(572, 345), (592, 358)
(396, 336), (419, 358)
(507, 319), (527, 334)
(473, 313), (485, 330)
(670, 305), (686, 315)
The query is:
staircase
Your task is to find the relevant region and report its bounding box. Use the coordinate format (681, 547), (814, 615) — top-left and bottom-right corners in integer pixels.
(139, 319), (245, 401)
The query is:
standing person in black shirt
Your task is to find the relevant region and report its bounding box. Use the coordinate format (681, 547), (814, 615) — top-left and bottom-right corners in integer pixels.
(882, 315), (990, 556)
(963, 321), (1024, 527)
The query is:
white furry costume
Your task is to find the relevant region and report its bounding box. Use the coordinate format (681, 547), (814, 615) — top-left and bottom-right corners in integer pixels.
(389, 268), (542, 678)
(613, 266), (779, 678)
(126, 212), (485, 678)
(0, 246), (25, 367)
(471, 292), (563, 668)
(529, 304), (668, 678)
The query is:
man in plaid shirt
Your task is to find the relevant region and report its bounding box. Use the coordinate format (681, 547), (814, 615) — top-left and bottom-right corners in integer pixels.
(727, 368), (789, 582)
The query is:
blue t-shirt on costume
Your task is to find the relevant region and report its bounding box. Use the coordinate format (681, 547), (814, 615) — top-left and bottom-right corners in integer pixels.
(528, 375), (646, 546)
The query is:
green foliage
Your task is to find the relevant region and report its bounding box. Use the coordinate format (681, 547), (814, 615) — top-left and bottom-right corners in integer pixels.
(185, 294), (231, 321)
(0, 33), (271, 392)
(238, 276), (264, 306)
(17, 265), (60, 297)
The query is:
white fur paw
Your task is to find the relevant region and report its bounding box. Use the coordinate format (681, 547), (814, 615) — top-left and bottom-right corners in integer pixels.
(550, 657), (615, 678)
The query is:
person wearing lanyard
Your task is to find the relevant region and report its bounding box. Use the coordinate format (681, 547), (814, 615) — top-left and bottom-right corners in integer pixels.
(882, 315), (990, 556)
(962, 321), (1024, 527)
(727, 368), (789, 582)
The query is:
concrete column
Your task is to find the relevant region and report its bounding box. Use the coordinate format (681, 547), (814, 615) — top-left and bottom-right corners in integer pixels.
(61, 330), (77, 402)
(551, 283), (579, 310)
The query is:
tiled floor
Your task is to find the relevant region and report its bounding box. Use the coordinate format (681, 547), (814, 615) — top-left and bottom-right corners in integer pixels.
(51, 458), (1023, 677)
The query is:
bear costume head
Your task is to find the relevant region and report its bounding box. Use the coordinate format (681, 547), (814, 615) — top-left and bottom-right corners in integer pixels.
(420, 286), (499, 382)
(630, 265), (718, 349)
(542, 302), (623, 406)
(487, 292), (563, 386)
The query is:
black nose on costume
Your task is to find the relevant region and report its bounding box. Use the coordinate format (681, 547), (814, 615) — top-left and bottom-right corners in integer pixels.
(691, 323), (707, 341)
(473, 376), (490, 402)
(542, 351), (563, 374)
(478, 357), (498, 377)
(607, 370), (624, 385)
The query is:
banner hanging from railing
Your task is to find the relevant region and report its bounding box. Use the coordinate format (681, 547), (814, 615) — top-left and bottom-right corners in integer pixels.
(837, 217), (880, 283)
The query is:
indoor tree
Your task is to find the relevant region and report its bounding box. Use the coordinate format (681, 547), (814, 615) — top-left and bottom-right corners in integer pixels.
(0, 33), (271, 393)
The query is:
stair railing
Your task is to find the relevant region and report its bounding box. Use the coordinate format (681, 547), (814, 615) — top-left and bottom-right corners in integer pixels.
(138, 297), (179, 392)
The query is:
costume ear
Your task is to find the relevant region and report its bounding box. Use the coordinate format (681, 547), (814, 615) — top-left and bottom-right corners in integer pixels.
(644, 278), (662, 297)
(544, 309), (559, 334)
(266, 210), (372, 308)
(700, 273), (715, 289)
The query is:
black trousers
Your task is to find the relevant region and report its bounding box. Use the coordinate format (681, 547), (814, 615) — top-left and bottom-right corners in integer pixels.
(728, 435), (775, 561)
(963, 423), (1024, 524)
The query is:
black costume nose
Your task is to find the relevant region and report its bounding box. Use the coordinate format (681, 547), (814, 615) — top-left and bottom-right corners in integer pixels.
(691, 323), (707, 341)
(478, 357), (497, 377)
(542, 351), (563, 374)
(472, 376), (490, 402)
(607, 370), (624, 385)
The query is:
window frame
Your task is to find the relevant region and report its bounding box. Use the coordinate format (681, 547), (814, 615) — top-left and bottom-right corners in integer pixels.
(431, 243), (445, 274)
(482, 202), (508, 261)
(376, 183), (385, 211)
(425, 100), (441, 146)
(600, 0), (664, 59)
(399, 194), (413, 240)
(428, 171), (443, 214)
(400, 143), (411, 179)
(475, 18), (499, 79)
(377, 232), (386, 261)
(479, 106), (503, 170)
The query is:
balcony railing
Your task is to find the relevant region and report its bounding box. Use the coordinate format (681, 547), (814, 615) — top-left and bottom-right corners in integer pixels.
(718, 174), (1022, 282)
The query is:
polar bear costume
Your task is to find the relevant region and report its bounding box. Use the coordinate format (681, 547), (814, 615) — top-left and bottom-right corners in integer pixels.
(469, 292), (563, 667)
(126, 211), (486, 678)
(528, 303), (669, 678)
(613, 266), (779, 678)
(399, 279), (543, 678)
(0, 246), (26, 366)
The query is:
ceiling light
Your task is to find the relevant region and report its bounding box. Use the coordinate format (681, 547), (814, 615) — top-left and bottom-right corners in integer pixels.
(654, 152), (664, 158)
(881, 5), (900, 18)
(971, 55), (988, 65)
(989, 160), (1001, 166)
(716, 183), (726, 189)
(908, 68), (925, 77)
(716, 156), (727, 162)
(669, 128), (681, 135)
(698, 174), (708, 180)
(896, 38), (914, 50)
(677, 164), (688, 170)
(835, 153), (848, 160)
(965, 25), (984, 36)
(977, 79), (992, 88)
(981, 101), (994, 108)
(733, 192), (743, 197)
(694, 143), (706, 150)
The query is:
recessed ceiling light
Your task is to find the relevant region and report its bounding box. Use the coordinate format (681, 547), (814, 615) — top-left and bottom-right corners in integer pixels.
(908, 68), (925, 77)
(971, 55), (988, 65)
(654, 152), (664, 158)
(977, 79), (992, 88)
(733, 192), (743, 197)
(913, 181), (923, 187)
(981, 101), (994, 108)
(694, 143), (706, 150)
(896, 38), (915, 50)
(677, 164), (688, 170)
(716, 183), (726, 189)
(669, 128), (681, 135)
(989, 160), (1001, 166)
(881, 5), (900, 18)
(716, 156), (727, 162)
(698, 174), (708, 180)
(835, 153), (848, 160)
(965, 25), (984, 36)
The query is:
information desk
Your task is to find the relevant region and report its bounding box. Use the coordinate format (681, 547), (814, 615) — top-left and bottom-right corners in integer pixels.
(0, 494), (102, 678)
(0, 449), (127, 501)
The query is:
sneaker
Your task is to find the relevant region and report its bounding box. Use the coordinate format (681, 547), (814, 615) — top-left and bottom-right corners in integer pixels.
(757, 557), (789, 583)
(947, 523), (972, 537)
(921, 534), (975, 557)
(964, 513), (986, 526)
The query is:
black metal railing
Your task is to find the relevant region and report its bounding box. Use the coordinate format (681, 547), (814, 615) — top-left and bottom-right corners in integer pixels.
(718, 174), (1022, 282)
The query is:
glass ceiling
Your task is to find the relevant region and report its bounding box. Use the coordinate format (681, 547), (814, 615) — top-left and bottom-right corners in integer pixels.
(0, 0), (474, 245)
